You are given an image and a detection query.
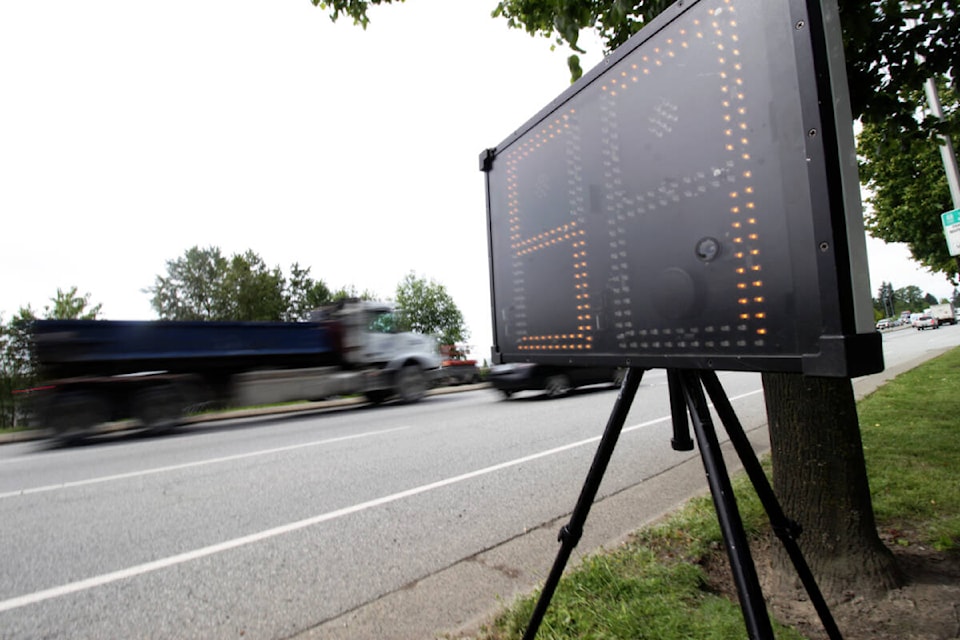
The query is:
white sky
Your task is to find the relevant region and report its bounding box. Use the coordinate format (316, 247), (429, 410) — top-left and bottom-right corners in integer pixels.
(1, 0), (956, 360)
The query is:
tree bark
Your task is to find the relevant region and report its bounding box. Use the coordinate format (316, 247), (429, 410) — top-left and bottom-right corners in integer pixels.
(761, 371), (903, 599)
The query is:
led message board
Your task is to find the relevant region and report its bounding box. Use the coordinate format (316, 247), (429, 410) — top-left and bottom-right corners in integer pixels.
(482, 0), (883, 377)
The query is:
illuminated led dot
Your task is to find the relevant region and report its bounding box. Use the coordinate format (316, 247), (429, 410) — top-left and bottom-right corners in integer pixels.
(751, 249), (760, 255)
(748, 233), (759, 240)
(743, 170), (752, 178)
(738, 298), (749, 305)
(755, 313), (766, 319)
(731, 206), (740, 213)
(757, 328), (767, 335)
(730, 191), (738, 198)
(740, 313), (750, 319)
(732, 222), (742, 228)
(753, 280), (763, 287)
(737, 283), (747, 289)
(734, 252), (744, 258)
(754, 297), (764, 303)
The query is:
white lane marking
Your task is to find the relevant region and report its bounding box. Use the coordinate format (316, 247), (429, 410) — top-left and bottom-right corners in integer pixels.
(0, 427), (409, 500)
(0, 388), (763, 613)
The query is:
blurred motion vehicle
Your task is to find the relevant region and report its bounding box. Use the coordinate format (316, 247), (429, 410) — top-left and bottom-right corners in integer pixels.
(928, 303), (956, 326)
(914, 315), (939, 330)
(488, 363), (623, 399)
(436, 345), (481, 386)
(25, 300), (440, 440)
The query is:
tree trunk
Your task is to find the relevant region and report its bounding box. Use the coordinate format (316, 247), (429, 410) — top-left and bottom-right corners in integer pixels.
(761, 371), (902, 599)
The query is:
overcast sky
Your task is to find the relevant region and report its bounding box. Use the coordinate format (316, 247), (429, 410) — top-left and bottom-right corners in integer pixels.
(1, 0), (955, 359)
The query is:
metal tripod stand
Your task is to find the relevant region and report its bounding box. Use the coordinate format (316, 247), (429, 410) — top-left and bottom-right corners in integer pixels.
(522, 367), (843, 640)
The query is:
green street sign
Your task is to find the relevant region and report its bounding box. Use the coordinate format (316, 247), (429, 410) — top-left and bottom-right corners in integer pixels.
(942, 208), (960, 256)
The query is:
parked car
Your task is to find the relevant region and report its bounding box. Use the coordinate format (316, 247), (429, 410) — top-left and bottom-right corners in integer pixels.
(914, 315), (939, 330)
(488, 363), (623, 399)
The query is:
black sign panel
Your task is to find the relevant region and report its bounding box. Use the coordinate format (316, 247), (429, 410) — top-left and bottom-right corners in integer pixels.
(482, 0), (882, 377)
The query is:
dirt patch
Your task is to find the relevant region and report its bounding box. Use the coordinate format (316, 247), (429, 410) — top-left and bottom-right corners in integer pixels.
(699, 535), (960, 639)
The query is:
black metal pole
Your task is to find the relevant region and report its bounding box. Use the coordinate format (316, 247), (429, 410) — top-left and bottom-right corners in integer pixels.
(698, 370), (844, 640)
(522, 367), (644, 640)
(668, 370), (694, 452)
(678, 370), (774, 640)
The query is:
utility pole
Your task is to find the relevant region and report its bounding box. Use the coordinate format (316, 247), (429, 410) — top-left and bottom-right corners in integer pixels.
(924, 78), (960, 276)
(925, 79), (960, 208)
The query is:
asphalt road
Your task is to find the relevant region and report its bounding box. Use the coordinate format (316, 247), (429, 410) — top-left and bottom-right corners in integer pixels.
(1, 325), (957, 639)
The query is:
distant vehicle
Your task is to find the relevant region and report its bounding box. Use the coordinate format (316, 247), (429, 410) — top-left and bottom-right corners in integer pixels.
(488, 363), (623, 399)
(928, 303), (956, 326)
(436, 345), (481, 386)
(914, 315), (939, 331)
(876, 318), (894, 330)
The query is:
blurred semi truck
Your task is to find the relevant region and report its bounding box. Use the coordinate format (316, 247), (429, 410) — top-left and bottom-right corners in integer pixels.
(26, 300), (440, 439)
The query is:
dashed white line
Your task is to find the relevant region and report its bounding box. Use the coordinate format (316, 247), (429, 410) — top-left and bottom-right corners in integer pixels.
(0, 427), (409, 500)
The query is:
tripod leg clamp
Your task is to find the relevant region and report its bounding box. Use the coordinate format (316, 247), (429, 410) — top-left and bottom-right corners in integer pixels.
(558, 524), (583, 547)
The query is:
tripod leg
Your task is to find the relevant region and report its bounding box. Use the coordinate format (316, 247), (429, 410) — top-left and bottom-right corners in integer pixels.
(698, 370), (844, 640)
(668, 370), (694, 451)
(678, 370), (775, 640)
(522, 367), (644, 640)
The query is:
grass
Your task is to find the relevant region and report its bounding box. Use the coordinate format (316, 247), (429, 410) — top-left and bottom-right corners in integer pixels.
(857, 351), (960, 550)
(472, 348), (960, 640)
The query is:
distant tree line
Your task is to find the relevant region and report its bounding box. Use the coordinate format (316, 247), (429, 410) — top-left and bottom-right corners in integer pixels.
(0, 247), (468, 428)
(873, 281), (959, 319)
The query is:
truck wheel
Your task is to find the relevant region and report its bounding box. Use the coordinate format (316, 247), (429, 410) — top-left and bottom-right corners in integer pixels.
(134, 385), (185, 433)
(544, 374), (572, 398)
(396, 365), (427, 404)
(45, 392), (109, 443)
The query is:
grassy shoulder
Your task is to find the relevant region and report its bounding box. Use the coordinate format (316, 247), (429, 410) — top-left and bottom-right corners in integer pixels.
(471, 348), (960, 640)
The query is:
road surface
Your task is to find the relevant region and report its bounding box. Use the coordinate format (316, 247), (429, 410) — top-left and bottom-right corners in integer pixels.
(0, 325), (956, 639)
